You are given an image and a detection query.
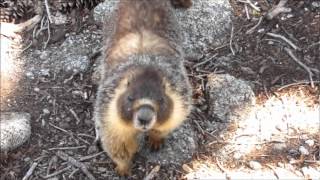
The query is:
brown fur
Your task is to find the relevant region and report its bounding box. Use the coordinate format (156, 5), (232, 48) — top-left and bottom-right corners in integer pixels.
(95, 0), (192, 176)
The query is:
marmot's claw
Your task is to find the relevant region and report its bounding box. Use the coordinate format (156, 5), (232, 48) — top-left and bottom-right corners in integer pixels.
(148, 137), (164, 151)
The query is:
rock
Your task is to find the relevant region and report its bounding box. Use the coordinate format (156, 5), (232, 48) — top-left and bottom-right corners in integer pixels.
(94, 0), (232, 59)
(25, 32), (103, 77)
(249, 161), (262, 170)
(305, 139), (315, 147)
(138, 121), (197, 165)
(298, 146), (309, 155)
(206, 74), (255, 123)
(0, 112), (31, 151)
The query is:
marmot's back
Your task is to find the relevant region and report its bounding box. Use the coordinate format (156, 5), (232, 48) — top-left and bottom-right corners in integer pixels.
(104, 0), (183, 68)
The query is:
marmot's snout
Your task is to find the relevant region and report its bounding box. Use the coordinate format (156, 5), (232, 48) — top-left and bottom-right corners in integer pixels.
(134, 105), (156, 131)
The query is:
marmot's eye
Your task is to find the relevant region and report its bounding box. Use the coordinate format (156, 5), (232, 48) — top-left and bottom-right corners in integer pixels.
(127, 95), (134, 102)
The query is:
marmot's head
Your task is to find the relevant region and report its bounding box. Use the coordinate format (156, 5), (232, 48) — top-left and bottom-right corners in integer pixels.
(117, 67), (173, 131)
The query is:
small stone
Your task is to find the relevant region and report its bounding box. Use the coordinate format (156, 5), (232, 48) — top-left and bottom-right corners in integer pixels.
(25, 72), (35, 79)
(24, 157), (31, 162)
(34, 87), (40, 92)
(43, 108), (50, 115)
(298, 146), (309, 155)
(97, 167), (107, 172)
(305, 139), (314, 147)
(233, 152), (242, 159)
(249, 161), (262, 170)
(39, 51), (50, 60)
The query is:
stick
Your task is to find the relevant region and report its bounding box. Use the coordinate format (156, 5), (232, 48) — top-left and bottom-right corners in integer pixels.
(44, 0), (53, 23)
(44, 17), (51, 49)
(230, 24), (235, 55)
(79, 152), (104, 161)
(192, 54), (218, 68)
(49, 145), (87, 151)
(246, 16), (263, 34)
(56, 151), (96, 180)
(43, 166), (71, 179)
(266, 0), (291, 20)
(69, 108), (81, 124)
(266, 32), (301, 50)
(238, 0), (260, 12)
(284, 47), (314, 88)
(22, 162), (38, 180)
(144, 165), (161, 180)
(245, 4), (250, 20)
(278, 81), (320, 91)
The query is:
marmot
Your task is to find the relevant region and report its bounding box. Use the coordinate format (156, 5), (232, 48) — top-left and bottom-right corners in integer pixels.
(93, 0), (192, 176)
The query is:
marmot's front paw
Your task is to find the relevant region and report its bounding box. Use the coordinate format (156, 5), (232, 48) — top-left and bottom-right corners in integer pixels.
(115, 165), (131, 176)
(148, 136), (164, 151)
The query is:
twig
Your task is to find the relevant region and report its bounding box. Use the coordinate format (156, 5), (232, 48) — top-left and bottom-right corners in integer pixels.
(144, 165), (161, 180)
(79, 152), (105, 162)
(266, 0), (291, 20)
(238, 0), (260, 12)
(44, 0), (53, 23)
(192, 54), (218, 68)
(230, 24), (235, 55)
(284, 47), (314, 88)
(64, 72), (77, 84)
(245, 4), (250, 20)
(47, 156), (58, 175)
(193, 120), (205, 135)
(43, 166), (71, 179)
(77, 133), (96, 139)
(56, 151), (96, 180)
(265, 164), (279, 179)
(215, 157), (229, 174)
(22, 162), (38, 180)
(49, 145), (87, 151)
(49, 123), (70, 134)
(69, 108), (81, 124)
(246, 16), (263, 34)
(21, 41), (33, 53)
(44, 17), (51, 49)
(278, 81), (320, 91)
(266, 32), (301, 50)
(69, 168), (80, 178)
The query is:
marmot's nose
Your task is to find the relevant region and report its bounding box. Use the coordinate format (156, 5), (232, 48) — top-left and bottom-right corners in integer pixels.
(136, 105), (155, 125)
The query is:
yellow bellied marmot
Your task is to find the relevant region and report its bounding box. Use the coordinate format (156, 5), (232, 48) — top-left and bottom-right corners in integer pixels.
(93, 0), (192, 176)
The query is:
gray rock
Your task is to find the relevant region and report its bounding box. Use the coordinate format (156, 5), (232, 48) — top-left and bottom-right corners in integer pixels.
(93, 0), (232, 60)
(175, 0), (232, 59)
(138, 121), (197, 165)
(305, 139), (315, 147)
(0, 112), (31, 151)
(25, 32), (103, 76)
(206, 74), (255, 123)
(298, 146), (309, 155)
(249, 161), (262, 170)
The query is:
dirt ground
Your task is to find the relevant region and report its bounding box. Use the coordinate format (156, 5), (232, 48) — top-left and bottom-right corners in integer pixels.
(0, 0), (319, 179)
